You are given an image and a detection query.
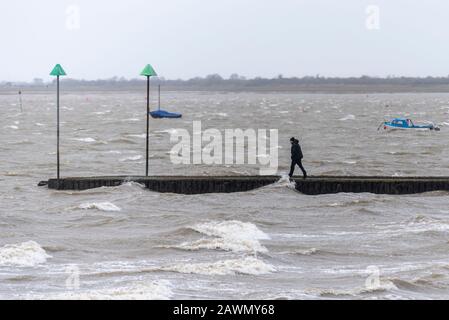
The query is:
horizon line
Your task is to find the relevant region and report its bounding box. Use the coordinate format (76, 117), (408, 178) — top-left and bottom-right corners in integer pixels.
(4, 74), (449, 85)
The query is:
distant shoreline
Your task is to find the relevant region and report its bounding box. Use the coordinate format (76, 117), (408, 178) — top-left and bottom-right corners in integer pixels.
(4, 76), (449, 94)
(3, 84), (449, 95)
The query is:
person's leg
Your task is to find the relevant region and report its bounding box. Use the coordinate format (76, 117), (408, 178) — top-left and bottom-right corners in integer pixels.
(298, 160), (307, 178)
(289, 160), (296, 177)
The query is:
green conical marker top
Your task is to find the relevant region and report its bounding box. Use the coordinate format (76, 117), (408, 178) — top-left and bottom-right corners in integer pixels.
(140, 64), (157, 77)
(50, 64), (67, 77)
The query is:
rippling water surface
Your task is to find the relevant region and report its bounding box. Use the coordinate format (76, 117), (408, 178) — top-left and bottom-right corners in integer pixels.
(1, 91), (449, 299)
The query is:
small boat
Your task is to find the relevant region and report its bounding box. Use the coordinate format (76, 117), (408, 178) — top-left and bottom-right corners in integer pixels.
(150, 85), (182, 119)
(380, 118), (440, 131)
(150, 109), (182, 119)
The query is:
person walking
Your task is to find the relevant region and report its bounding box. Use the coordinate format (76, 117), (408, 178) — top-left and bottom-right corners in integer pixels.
(289, 137), (307, 179)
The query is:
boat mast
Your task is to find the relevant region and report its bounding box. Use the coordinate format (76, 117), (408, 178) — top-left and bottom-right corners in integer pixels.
(158, 84), (161, 111)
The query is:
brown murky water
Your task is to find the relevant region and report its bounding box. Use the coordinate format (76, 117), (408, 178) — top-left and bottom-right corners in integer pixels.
(1, 91), (449, 299)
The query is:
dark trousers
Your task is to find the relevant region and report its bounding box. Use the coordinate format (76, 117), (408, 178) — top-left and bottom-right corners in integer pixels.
(289, 159), (307, 178)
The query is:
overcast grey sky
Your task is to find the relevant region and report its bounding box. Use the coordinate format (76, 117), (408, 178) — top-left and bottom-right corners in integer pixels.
(0, 0), (448, 81)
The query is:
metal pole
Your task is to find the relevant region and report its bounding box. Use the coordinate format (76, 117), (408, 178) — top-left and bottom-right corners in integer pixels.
(146, 76), (150, 177)
(158, 84), (161, 111)
(57, 75), (60, 182)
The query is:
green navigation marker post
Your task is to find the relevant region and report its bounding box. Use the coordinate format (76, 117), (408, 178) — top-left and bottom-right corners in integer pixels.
(50, 64), (67, 184)
(140, 64), (157, 177)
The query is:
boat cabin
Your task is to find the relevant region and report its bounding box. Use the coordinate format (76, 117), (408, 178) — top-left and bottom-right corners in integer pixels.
(391, 118), (413, 127)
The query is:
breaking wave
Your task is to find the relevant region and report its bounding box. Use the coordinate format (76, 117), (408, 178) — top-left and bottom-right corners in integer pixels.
(169, 221), (270, 253)
(158, 257), (276, 276)
(270, 175), (297, 189)
(308, 281), (397, 297)
(0, 241), (51, 267)
(25, 281), (173, 300)
(79, 202), (121, 212)
(193, 221), (270, 242)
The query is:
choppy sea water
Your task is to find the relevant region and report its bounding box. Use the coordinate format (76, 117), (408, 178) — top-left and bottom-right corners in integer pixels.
(1, 91), (449, 300)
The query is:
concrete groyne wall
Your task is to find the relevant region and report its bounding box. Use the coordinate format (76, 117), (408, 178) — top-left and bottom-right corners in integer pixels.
(39, 176), (449, 195)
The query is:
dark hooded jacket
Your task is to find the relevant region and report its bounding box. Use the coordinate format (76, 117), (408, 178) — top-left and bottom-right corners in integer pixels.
(291, 140), (303, 160)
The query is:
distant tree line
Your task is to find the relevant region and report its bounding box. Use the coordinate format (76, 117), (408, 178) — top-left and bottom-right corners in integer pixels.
(4, 74), (449, 91)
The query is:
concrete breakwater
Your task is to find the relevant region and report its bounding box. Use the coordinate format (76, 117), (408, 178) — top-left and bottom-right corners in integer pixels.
(39, 176), (449, 195)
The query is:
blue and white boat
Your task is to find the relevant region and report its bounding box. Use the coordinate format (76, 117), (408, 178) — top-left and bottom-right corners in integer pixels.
(381, 118), (440, 131)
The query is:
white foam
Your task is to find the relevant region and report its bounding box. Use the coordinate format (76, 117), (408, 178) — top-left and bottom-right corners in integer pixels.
(339, 114), (356, 121)
(308, 281), (397, 297)
(159, 257), (275, 276)
(119, 155), (143, 162)
(118, 181), (146, 189)
(295, 248), (318, 255)
(182, 220), (270, 253)
(374, 217), (449, 235)
(154, 129), (179, 135)
(79, 202), (121, 212)
(27, 281), (173, 300)
(272, 175), (297, 189)
(193, 221), (270, 240)
(93, 110), (112, 115)
(5, 125), (19, 130)
(73, 138), (96, 143)
(173, 238), (264, 253)
(0, 241), (51, 267)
